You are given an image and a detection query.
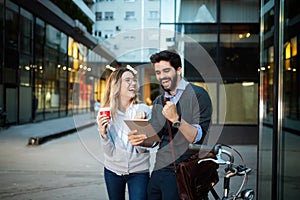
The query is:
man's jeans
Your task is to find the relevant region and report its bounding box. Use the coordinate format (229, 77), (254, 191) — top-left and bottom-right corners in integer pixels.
(104, 167), (149, 200)
(147, 169), (180, 200)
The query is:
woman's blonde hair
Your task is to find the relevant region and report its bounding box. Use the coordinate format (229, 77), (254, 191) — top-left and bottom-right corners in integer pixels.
(101, 67), (138, 120)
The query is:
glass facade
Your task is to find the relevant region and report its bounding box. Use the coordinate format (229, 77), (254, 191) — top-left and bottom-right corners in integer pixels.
(0, 0), (108, 125)
(259, 0), (300, 199)
(159, 0), (259, 126)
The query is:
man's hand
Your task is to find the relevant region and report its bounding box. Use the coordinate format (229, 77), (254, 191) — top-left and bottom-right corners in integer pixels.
(128, 130), (147, 146)
(162, 101), (179, 123)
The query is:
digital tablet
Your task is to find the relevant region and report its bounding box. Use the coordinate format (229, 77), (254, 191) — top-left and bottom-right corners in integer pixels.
(124, 119), (161, 142)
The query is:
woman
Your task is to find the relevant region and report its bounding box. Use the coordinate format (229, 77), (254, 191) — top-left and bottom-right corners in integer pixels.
(97, 67), (151, 200)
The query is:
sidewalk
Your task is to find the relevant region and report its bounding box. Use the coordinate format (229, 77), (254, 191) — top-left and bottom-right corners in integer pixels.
(0, 113), (257, 199)
(0, 112), (96, 146)
(0, 113), (108, 200)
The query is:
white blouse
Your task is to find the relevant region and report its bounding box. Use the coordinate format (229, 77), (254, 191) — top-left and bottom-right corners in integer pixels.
(100, 103), (152, 175)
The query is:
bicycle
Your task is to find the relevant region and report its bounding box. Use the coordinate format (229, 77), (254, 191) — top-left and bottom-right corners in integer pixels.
(189, 143), (254, 200)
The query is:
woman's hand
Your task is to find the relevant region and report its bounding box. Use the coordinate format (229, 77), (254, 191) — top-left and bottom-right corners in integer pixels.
(97, 114), (110, 139)
(128, 130), (147, 146)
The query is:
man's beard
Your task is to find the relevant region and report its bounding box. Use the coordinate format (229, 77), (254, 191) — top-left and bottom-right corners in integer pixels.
(160, 74), (178, 93)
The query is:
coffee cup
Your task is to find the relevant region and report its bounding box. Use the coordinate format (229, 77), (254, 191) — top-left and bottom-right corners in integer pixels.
(99, 107), (111, 119)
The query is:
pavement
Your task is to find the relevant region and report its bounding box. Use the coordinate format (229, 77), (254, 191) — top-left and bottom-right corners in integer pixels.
(0, 112), (257, 199)
(0, 112), (108, 200)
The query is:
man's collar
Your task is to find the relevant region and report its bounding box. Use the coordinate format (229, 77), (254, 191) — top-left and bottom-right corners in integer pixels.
(177, 78), (188, 90)
(164, 78), (188, 97)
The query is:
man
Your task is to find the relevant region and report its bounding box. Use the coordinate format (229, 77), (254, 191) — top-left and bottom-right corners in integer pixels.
(128, 50), (212, 200)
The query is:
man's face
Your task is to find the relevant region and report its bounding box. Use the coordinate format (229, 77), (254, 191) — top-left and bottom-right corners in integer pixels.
(154, 60), (181, 93)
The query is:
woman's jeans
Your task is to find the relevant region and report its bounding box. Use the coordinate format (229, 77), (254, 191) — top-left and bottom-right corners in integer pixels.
(104, 167), (149, 200)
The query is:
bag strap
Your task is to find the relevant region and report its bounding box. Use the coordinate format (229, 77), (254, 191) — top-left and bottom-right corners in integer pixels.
(164, 96), (177, 173)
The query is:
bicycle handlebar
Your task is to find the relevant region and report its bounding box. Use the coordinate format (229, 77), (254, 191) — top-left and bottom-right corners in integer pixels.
(198, 153), (232, 165)
(189, 143), (254, 199)
(189, 144), (251, 175)
(192, 144), (234, 166)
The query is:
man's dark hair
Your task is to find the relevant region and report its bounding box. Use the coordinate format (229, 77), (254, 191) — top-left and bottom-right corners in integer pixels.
(150, 49), (182, 70)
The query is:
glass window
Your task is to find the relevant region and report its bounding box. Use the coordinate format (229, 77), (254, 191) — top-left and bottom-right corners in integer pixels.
(96, 12), (102, 21)
(20, 8), (33, 55)
(4, 2), (19, 84)
(263, 9), (275, 34)
(257, 0), (300, 199)
(46, 25), (61, 50)
(57, 64), (67, 117)
(19, 55), (31, 86)
(125, 11), (135, 20)
(222, 83), (258, 124)
(34, 18), (45, 121)
(35, 18), (45, 56)
(59, 32), (68, 55)
(161, 4), (259, 126)
(179, 0), (216, 23)
(281, 1), (300, 199)
(104, 11), (113, 20)
(44, 25), (62, 119)
(149, 11), (159, 20)
(5, 5), (18, 50)
(220, 0), (259, 23)
(193, 82), (218, 124)
(218, 24), (259, 81)
(0, 1), (4, 73)
(19, 8), (33, 88)
(68, 37), (91, 113)
(258, 3), (275, 198)
(34, 60), (45, 122)
(258, 10), (274, 197)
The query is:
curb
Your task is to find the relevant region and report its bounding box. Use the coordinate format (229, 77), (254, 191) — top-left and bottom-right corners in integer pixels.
(27, 122), (96, 146)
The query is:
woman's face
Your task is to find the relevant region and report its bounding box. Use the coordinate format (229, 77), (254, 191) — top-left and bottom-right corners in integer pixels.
(120, 71), (137, 100)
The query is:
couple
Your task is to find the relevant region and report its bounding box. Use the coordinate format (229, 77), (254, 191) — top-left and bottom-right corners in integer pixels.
(97, 50), (212, 200)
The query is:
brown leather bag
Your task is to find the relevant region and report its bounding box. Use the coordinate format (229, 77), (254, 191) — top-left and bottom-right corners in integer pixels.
(176, 152), (219, 200)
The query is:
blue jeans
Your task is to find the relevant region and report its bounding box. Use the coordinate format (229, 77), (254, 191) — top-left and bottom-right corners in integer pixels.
(104, 167), (149, 200)
(147, 170), (179, 200)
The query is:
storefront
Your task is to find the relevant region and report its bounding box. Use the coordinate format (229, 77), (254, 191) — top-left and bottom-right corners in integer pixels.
(0, 0), (112, 125)
(259, 0), (300, 199)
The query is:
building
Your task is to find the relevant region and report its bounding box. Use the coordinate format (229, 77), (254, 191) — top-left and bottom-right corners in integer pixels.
(92, 0), (160, 63)
(0, 0), (114, 125)
(259, 0), (300, 199)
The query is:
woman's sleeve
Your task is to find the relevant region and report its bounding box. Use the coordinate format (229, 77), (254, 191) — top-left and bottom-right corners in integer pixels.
(99, 129), (115, 157)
